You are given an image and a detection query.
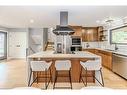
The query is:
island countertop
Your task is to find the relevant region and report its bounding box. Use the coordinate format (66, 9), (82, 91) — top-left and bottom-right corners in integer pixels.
(28, 51), (101, 59)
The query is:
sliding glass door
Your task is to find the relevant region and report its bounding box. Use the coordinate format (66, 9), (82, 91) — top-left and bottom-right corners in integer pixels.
(0, 32), (7, 60)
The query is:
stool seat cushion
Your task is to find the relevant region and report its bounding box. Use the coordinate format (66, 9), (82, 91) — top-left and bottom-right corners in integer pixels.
(30, 61), (52, 71)
(80, 58), (102, 70)
(55, 60), (71, 70)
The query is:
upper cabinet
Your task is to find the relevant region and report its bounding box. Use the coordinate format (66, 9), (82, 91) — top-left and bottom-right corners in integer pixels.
(69, 26), (82, 37)
(82, 27), (98, 42)
(97, 26), (108, 41)
(69, 25), (107, 42)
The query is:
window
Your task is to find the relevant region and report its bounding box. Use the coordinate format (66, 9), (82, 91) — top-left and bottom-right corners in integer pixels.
(0, 32), (7, 60)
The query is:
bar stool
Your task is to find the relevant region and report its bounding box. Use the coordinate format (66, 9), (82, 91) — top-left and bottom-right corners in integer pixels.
(53, 60), (72, 89)
(28, 61), (52, 89)
(79, 58), (104, 87)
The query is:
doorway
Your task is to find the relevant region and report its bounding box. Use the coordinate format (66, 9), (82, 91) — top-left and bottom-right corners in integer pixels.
(8, 32), (27, 59)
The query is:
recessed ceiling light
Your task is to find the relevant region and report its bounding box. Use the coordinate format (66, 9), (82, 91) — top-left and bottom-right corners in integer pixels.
(105, 19), (114, 23)
(96, 20), (100, 23)
(30, 19), (34, 23)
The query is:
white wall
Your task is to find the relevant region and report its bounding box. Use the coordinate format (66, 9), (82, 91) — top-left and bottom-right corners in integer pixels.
(43, 28), (48, 50)
(82, 42), (100, 49)
(28, 28), (48, 54)
(7, 28), (28, 59)
(28, 28), (43, 53)
(1, 27), (49, 58)
(8, 28), (28, 47)
(48, 28), (56, 42)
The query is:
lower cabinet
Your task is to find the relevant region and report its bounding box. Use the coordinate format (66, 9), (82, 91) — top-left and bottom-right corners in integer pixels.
(97, 50), (112, 70)
(83, 49), (112, 70)
(83, 49), (95, 53)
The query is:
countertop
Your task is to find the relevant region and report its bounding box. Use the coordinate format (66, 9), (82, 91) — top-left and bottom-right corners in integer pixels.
(28, 51), (101, 59)
(95, 48), (127, 57)
(83, 48), (127, 57)
(28, 48), (127, 59)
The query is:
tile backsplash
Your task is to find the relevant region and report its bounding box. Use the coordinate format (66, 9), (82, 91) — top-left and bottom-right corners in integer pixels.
(82, 41), (127, 52)
(82, 42), (100, 48)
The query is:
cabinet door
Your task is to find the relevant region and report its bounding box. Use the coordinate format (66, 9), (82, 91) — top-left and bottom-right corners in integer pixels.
(103, 54), (107, 67)
(82, 28), (98, 42)
(70, 26), (82, 36)
(106, 55), (112, 70)
(82, 28), (87, 41)
(73, 28), (82, 36)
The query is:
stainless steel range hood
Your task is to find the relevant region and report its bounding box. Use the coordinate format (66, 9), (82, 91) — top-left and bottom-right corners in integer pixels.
(53, 11), (74, 35)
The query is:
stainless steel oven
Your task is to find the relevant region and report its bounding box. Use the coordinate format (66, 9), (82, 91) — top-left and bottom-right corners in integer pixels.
(72, 37), (81, 46)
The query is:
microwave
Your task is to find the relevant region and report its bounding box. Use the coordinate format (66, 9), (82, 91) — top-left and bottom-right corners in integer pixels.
(72, 37), (81, 45)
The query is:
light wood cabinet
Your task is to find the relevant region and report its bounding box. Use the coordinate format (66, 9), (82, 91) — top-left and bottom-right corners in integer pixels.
(82, 49), (95, 54)
(95, 49), (112, 70)
(97, 26), (108, 41)
(69, 25), (107, 42)
(83, 49), (113, 70)
(82, 27), (98, 42)
(69, 26), (82, 37)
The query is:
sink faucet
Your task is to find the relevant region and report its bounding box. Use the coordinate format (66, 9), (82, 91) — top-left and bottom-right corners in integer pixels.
(86, 43), (90, 48)
(115, 44), (118, 51)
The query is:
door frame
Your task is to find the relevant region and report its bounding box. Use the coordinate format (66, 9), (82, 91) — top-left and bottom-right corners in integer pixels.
(0, 31), (7, 60)
(8, 31), (27, 59)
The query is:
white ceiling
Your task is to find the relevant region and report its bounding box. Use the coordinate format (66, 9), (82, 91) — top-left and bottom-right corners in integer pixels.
(0, 6), (127, 28)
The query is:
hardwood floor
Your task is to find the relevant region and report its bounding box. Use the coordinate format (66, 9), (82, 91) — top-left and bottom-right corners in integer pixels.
(0, 59), (127, 89)
(0, 59), (27, 88)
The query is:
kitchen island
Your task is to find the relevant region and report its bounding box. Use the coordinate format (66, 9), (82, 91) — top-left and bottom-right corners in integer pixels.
(27, 51), (102, 84)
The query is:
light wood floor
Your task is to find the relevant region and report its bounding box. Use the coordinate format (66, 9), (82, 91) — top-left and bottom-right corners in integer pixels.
(0, 59), (127, 89)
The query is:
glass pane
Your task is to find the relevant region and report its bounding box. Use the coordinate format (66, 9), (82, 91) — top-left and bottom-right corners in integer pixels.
(0, 33), (4, 57)
(0, 32), (7, 59)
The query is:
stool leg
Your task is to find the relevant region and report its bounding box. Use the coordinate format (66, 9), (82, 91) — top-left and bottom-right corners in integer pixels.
(85, 68), (87, 86)
(81, 67), (87, 86)
(94, 69), (104, 87)
(79, 66), (82, 83)
(30, 74), (37, 87)
(50, 68), (52, 83)
(37, 72), (39, 84)
(93, 71), (95, 82)
(28, 68), (32, 86)
(100, 68), (104, 87)
(69, 69), (72, 89)
(53, 70), (57, 89)
(45, 69), (47, 89)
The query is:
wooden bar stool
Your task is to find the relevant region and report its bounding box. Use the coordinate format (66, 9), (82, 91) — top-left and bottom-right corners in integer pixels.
(79, 58), (104, 87)
(53, 60), (72, 89)
(28, 61), (52, 89)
